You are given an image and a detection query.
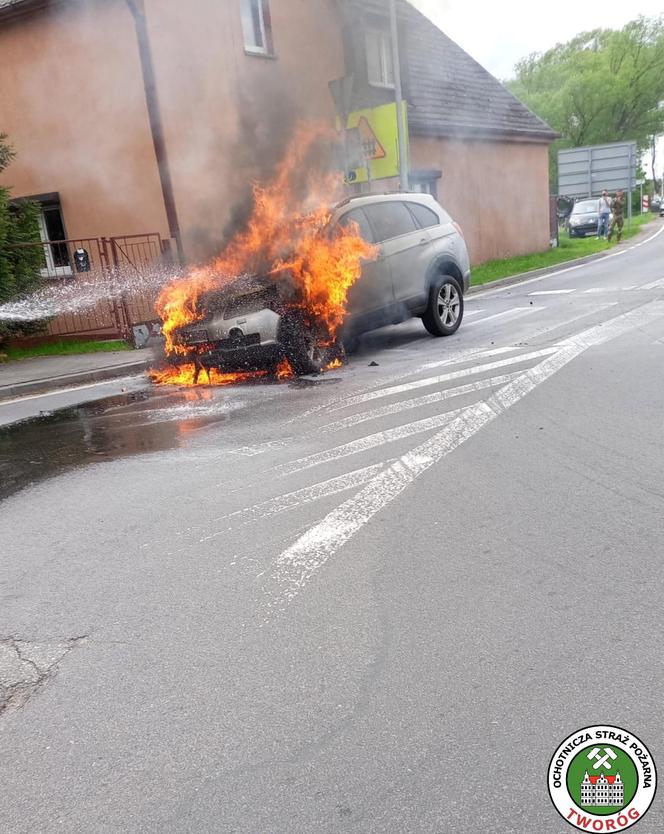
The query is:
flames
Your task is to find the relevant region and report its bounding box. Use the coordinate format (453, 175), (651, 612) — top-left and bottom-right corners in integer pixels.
(148, 359), (293, 387)
(153, 122), (377, 383)
(148, 364), (268, 387)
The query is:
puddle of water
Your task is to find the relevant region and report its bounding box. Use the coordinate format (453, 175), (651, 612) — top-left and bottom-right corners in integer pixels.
(0, 366), (347, 501)
(0, 386), (246, 501)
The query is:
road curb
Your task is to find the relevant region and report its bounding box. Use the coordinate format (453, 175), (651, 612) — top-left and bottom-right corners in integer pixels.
(0, 359), (151, 402)
(467, 218), (662, 296)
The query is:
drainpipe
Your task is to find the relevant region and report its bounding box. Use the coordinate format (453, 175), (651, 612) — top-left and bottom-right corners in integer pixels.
(126, 0), (185, 265)
(389, 0), (409, 191)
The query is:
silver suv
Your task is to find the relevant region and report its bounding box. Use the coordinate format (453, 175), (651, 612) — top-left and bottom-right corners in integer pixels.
(174, 193), (471, 375)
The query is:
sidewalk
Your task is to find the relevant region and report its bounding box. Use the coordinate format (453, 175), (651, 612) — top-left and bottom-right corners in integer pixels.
(0, 348), (153, 400)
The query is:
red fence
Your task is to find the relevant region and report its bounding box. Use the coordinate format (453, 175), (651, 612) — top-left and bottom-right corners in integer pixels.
(12, 233), (174, 343)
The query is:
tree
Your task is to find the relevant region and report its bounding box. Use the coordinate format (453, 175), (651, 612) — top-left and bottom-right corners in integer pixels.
(0, 133), (43, 347)
(508, 16), (664, 187)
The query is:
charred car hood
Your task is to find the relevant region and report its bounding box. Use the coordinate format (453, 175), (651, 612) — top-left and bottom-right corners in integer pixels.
(188, 271), (300, 326)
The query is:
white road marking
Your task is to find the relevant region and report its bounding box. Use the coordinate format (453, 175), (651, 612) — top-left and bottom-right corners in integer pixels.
(418, 345), (520, 371)
(639, 276), (664, 290)
(528, 289), (576, 295)
(282, 344), (518, 426)
(526, 303), (619, 344)
(463, 308), (485, 317)
(278, 406), (466, 475)
(463, 306), (543, 328)
(232, 348), (536, 457)
(200, 461), (389, 537)
(270, 302), (664, 603)
(320, 371), (523, 432)
(583, 286), (639, 294)
(328, 347), (558, 411)
(230, 438), (290, 457)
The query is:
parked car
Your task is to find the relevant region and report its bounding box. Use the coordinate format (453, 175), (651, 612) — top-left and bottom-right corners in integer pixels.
(173, 193), (471, 375)
(566, 199), (608, 237)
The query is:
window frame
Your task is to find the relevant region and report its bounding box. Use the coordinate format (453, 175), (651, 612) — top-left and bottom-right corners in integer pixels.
(365, 28), (395, 89)
(240, 0), (274, 57)
(35, 198), (72, 278)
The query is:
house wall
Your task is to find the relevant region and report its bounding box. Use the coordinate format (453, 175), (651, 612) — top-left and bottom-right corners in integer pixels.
(0, 0), (168, 241)
(0, 0), (345, 260)
(411, 136), (552, 265)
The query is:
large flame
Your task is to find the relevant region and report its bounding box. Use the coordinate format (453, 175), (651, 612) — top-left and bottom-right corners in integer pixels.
(148, 364), (267, 387)
(155, 122), (377, 366)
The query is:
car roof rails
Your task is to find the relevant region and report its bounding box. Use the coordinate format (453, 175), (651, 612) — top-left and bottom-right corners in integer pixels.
(333, 190), (427, 210)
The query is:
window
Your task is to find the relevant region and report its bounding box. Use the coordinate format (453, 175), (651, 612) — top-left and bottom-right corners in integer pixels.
(364, 201), (417, 242)
(240, 0), (273, 55)
(365, 29), (394, 88)
(410, 170), (442, 200)
(337, 208), (374, 243)
(407, 202), (440, 229)
(412, 179), (436, 198)
(35, 197), (71, 277)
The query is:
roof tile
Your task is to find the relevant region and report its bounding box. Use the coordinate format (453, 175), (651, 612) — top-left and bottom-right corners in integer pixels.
(398, 0), (557, 141)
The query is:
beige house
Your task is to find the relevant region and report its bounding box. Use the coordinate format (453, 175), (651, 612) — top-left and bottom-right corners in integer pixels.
(0, 0), (555, 281)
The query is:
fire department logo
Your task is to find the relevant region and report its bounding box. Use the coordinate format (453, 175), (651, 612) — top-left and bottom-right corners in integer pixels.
(548, 725), (657, 831)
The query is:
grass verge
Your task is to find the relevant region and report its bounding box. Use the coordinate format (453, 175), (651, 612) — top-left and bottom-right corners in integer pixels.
(3, 339), (131, 361)
(472, 213), (657, 286)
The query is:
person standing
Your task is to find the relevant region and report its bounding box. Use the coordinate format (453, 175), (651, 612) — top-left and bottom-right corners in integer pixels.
(596, 190), (611, 239)
(608, 190), (624, 242)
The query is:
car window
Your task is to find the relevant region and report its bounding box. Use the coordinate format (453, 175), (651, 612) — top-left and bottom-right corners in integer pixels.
(337, 208), (375, 243)
(363, 201), (417, 242)
(407, 202), (441, 229)
(573, 201), (597, 213)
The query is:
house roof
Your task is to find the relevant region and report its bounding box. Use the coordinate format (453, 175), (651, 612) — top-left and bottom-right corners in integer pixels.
(0, 0), (53, 19)
(399, 1), (557, 142)
(0, 0), (34, 10)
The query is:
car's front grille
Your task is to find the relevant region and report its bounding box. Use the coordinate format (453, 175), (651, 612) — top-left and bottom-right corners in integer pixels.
(182, 328), (209, 344)
(215, 333), (262, 351)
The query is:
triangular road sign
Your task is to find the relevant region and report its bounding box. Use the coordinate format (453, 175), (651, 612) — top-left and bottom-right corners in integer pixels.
(357, 116), (386, 160)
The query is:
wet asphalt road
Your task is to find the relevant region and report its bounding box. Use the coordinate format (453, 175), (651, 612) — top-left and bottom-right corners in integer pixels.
(1, 223), (664, 833)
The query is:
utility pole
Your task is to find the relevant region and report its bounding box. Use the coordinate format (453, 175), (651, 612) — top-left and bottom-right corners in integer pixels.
(389, 0), (409, 192)
(126, 0), (185, 265)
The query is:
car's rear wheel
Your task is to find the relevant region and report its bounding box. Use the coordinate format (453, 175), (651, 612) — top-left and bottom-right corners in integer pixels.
(422, 275), (463, 336)
(279, 311), (335, 375)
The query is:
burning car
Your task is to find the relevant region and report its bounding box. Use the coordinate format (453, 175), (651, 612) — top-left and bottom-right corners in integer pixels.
(167, 193), (470, 377)
(170, 270), (333, 376)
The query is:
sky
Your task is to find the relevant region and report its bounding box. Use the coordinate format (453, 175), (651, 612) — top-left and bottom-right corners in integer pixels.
(409, 0), (664, 177)
(410, 0), (664, 79)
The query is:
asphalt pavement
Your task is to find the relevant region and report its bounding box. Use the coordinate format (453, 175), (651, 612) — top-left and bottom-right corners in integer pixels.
(1, 221), (664, 833)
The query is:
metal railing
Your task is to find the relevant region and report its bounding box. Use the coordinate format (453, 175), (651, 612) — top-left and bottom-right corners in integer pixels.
(10, 233), (174, 342)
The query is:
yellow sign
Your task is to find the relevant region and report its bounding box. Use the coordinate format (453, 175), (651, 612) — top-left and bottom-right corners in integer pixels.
(343, 101), (409, 184)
